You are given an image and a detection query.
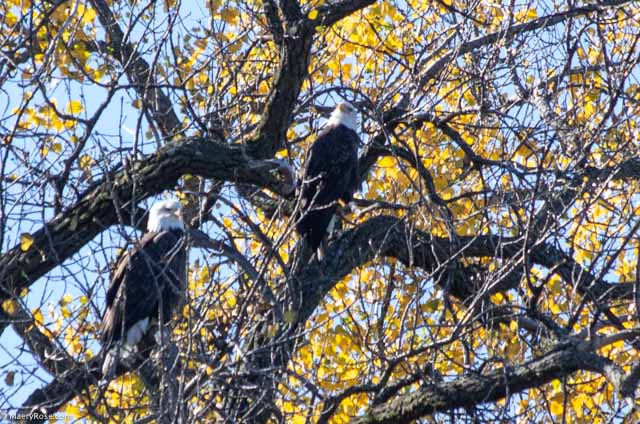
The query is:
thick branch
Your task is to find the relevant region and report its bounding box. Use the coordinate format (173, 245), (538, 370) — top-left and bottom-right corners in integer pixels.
(247, 5), (312, 158)
(0, 137), (292, 334)
(352, 345), (611, 424)
(18, 358), (101, 422)
(247, 0), (376, 158)
(298, 216), (632, 325)
(316, 0), (377, 27)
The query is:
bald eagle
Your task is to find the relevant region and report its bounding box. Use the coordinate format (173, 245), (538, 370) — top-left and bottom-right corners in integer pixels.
(296, 102), (360, 257)
(100, 199), (187, 379)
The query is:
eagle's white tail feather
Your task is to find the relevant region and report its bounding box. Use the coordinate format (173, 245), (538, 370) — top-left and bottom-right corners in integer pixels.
(326, 214), (337, 237)
(126, 318), (149, 345)
(315, 214), (338, 260)
(316, 245), (326, 261)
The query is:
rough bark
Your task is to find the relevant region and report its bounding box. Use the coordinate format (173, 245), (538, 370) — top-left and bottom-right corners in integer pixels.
(351, 345), (612, 424)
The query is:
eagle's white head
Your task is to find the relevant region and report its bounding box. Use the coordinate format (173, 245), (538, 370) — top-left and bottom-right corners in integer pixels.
(327, 102), (358, 132)
(147, 199), (184, 232)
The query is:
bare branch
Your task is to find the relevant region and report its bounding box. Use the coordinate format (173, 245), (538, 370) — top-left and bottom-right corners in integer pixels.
(88, 0), (182, 138)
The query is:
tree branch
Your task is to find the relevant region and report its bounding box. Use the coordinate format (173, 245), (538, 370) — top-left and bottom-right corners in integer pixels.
(297, 216), (632, 325)
(246, 0), (377, 158)
(246, 1), (312, 159)
(315, 0), (377, 28)
(0, 137), (293, 335)
(417, 0), (634, 87)
(88, 0), (182, 138)
(352, 344), (613, 424)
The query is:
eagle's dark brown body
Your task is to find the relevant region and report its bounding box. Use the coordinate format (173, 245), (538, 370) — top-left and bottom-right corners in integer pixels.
(296, 123), (359, 250)
(100, 228), (186, 377)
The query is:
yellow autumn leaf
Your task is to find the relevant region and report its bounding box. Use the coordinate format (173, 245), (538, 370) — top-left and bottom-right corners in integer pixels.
(61, 306), (72, 319)
(549, 400), (563, 416)
(378, 155), (395, 168)
(220, 8), (238, 24)
(2, 300), (19, 316)
(317, 366), (326, 379)
(282, 401), (295, 413)
(81, 6), (96, 24)
(548, 298), (563, 314)
(291, 415), (306, 424)
(584, 100), (596, 117)
(66, 100), (83, 115)
(308, 9), (318, 20)
(33, 308), (44, 326)
(490, 292), (504, 304)
(65, 403), (82, 418)
(20, 233), (34, 251)
(343, 368), (359, 380)
(572, 394), (585, 417)
(79, 154), (93, 172)
(60, 294), (73, 307)
(69, 336), (83, 354)
(526, 8), (538, 20)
